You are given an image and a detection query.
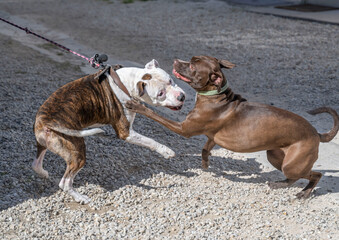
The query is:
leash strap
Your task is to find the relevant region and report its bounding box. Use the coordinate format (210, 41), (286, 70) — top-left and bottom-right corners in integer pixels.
(95, 66), (131, 98)
(109, 67), (131, 98)
(0, 16), (101, 68)
(1, 17), (131, 98)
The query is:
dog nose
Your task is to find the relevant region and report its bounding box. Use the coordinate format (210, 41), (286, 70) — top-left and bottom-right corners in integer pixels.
(177, 92), (185, 102)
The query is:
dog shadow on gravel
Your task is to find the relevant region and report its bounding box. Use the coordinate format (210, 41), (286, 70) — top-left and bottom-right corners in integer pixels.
(77, 127), (339, 199)
(1, 116), (337, 211)
(207, 154), (339, 197)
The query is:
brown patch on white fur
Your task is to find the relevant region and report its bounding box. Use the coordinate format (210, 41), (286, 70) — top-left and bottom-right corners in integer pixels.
(137, 81), (147, 97)
(142, 73), (152, 80)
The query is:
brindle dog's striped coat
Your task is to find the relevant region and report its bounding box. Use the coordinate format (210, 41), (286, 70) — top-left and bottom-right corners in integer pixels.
(33, 60), (185, 204)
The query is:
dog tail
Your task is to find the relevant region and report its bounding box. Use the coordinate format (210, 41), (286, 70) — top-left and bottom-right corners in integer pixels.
(307, 107), (339, 142)
(48, 125), (105, 137)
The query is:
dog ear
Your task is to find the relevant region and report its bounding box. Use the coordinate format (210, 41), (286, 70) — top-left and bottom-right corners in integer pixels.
(218, 59), (235, 69)
(145, 59), (160, 69)
(211, 74), (223, 92)
(137, 81), (147, 97)
(142, 73), (152, 80)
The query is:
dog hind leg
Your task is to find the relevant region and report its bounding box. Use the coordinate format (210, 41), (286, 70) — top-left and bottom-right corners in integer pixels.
(32, 142), (49, 178)
(46, 132), (90, 204)
(58, 140), (90, 204)
(266, 149), (297, 189)
(59, 166), (90, 204)
(266, 149), (285, 171)
(280, 141), (319, 198)
(296, 171), (322, 199)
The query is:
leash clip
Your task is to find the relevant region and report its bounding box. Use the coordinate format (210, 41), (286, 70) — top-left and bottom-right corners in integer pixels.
(90, 53), (108, 69)
(91, 56), (131, 98)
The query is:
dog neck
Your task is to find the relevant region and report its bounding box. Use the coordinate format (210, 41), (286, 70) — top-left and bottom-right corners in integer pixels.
(196, 87), (247, 105)
(222, 88), (247, 103)
(197, 82), (229, 96)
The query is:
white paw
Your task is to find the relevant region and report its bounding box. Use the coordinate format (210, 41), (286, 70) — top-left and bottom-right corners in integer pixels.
(68, 189), (91, 204)
(157, 145), (176, 159)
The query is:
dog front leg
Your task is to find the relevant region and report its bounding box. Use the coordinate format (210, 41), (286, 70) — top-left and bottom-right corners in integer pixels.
(202, 138), (216, 169)
(125, 129), (175, 159)
(125, 100), (195, 138)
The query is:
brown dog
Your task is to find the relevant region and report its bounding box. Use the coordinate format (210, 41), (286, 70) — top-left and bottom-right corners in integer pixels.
(126, 56), (339, 198)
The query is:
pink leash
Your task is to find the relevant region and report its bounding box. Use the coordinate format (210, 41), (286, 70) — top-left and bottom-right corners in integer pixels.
(0, 16), (105, 68)
(0, 17), (133, 97)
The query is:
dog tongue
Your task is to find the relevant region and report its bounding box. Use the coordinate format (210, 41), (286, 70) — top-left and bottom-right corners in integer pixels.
(172, 69), (191, 83)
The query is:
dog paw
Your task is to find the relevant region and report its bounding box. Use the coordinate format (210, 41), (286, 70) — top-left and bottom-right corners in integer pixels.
(202, 160), (209, 169)
(39, 170), (49, 178)
(125, 99), (146, 113)
(32, 165), (49, 178)
(68, 189), (91, 204)
(157, 145), (175, 159)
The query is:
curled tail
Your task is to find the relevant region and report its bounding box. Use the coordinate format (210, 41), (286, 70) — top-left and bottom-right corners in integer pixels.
(48, 125), (105, 137)
(307, 107), (339, 142)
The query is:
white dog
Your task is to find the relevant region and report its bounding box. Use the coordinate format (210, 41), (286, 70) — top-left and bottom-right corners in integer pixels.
(33, 59), (185, 204)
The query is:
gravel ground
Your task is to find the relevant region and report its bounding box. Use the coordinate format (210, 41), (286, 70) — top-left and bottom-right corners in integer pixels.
(0, 0), (339, 239)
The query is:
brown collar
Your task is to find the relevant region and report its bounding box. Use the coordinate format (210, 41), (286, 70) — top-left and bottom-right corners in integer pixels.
(108, 67), (131, 98)
(95, 66), (131, 98)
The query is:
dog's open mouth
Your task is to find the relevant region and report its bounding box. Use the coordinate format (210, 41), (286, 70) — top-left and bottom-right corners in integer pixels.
(172, 69), (191, 83)
(166, 105), (183, 111)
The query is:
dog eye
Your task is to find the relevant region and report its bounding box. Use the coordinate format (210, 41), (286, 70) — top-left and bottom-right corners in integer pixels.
(158, 90), (165, 97)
